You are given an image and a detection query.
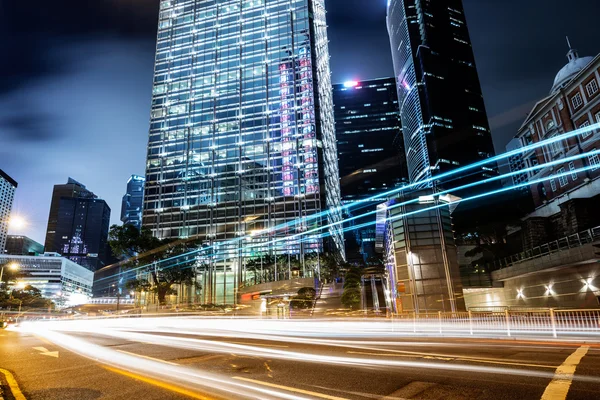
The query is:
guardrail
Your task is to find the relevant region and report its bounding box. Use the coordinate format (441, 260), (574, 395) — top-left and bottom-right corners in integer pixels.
(391, 309), (600, 337)
(484, 225), (600, 271)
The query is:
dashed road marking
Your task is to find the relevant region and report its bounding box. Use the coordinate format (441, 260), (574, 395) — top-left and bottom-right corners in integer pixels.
(540, 345), (590, 400)
(233, 376), (349, 400)
(116, 349), (179, 365)
(347, 351), (558, 369)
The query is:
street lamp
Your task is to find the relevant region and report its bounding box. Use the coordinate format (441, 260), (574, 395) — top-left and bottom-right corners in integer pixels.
(0, 263), (19, 285)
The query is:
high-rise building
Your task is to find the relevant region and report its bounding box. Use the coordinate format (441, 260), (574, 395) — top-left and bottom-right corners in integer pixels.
(333, 77), (408, 262)
(143, 0), (343, 303)
(44, 179), (111, 271)
(45, 178), (95, 251)
(0, 169), (17, 253)
(386, 0), (498, 195)
(121, 175), (145, 230)
(4, 235), (44, 256)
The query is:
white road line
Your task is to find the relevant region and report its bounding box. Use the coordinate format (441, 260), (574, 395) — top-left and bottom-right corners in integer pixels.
(540, 345), (590, 400)
(227, 341), (289, 348)
(233, 376), (349, 400)
(347, 351), (558, 369)
(116, 349), (179, 365)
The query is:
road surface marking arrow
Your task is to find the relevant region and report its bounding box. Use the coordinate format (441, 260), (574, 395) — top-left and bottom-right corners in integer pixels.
(33, 346), (59, 358)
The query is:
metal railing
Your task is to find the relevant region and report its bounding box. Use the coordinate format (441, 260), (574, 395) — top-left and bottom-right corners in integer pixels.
(486, 225), (600, 271)
(390, 309), (600, 337)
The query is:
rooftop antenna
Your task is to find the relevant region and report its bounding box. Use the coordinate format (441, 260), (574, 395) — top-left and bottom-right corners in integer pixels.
(565, 36), (578, 62)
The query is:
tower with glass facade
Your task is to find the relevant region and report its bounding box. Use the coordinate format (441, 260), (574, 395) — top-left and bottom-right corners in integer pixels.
(0, 169), (18, 254)
(143, 0), (343, 303)
(121, 175), (146, 230)
(386, 0), (498, 194)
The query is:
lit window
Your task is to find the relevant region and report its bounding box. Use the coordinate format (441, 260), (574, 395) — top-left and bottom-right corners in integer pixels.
(569, 162), (578, 180)
(580, 120), (592, 139)
(546, 120), (555, 131)
(550, 137), (562, 156)
(596, 112), (600, 124)
(586, 79), (599, 97)
(557, 168), (568, 187)
(571, 92), (583, 109)
(550, 178), (557, 192)
(589, 150), (600, 170)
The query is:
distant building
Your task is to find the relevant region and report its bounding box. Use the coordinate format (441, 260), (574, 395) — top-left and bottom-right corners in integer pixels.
(121, 175), (145, 230)
(4, 235), (44, 256)
(44, 179), (111, 271)
(0, 169), (17, 254)
(333, 77), (408, 262)
(386, 0), (499, 195)
(511, 46), (600, 247)
(0, 253), (93, 307)
(45, 178), (95, 251)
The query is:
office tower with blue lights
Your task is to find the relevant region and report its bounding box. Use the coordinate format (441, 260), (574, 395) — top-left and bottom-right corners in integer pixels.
(0, 169), (18, 253)
(121, 175), (146, 230)
(333, 77), (408, 262)
(386, 0), (498, 193)
(143, 0), (343, 303)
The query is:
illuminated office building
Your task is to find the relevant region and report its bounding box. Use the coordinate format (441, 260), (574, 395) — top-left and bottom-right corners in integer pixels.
(143, 0), (343, 303)
(0, 170), (17, 253)
(333, 77), (407, 261)
(121, 175), (146, 230)
(386, 0), (498, 194)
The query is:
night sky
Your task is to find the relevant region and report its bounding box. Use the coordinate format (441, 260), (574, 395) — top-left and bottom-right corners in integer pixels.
(1, 0), (598, 243)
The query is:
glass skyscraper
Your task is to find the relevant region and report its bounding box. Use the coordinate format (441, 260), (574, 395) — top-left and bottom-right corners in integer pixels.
(143, 0), (343, 303)
(121, 175), (146, 230)
(333, 78), (407, 262)
(386, 0), (498, 195)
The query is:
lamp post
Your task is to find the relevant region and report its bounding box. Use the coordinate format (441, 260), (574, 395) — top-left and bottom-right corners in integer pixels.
(0, 263), (19, 286)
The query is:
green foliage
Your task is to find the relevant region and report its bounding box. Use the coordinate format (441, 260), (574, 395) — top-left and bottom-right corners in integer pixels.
(297, 287), (317, 299)
(108, 224), (202, 305)
(341, 287), (361, 310)
(290, 287), (318, 310)
(0, 285), (52, 310)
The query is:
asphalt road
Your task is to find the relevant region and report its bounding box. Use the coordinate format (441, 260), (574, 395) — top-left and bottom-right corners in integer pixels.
(1, 317), (599, 400)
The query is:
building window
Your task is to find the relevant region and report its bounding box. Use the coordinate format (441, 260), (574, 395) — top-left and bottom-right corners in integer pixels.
(571, 92), (583, 109)
(580, 120), (592, 139)
(590, 150), (600, 170)
(586, 79), (599, 97)
(569, 162), (578, 180)
(546, 120), (555, 131)
(550, 178), (557, 192)
(557, 168), (568, 187)
(596, 112), (600, 124)
(550, 138), (562, 156)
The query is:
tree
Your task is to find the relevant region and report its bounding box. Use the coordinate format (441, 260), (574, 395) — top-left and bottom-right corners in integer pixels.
(341, 266), (362, 310)
(0, 285), (52, 310)
(290, 286), (317, 310)
(109, 225), (202, 305)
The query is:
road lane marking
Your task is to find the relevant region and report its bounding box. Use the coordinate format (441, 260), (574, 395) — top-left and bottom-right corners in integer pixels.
(103, 366), (214, 400)
(540, 345), (589, 400)
(0, 368), (27, 400)
(347, 351), (558, 369)
(116, 350), (179, 365)
(233, 376), (349, 400)
(32, 346), (59, 358)
(227, 341), (289, 348)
